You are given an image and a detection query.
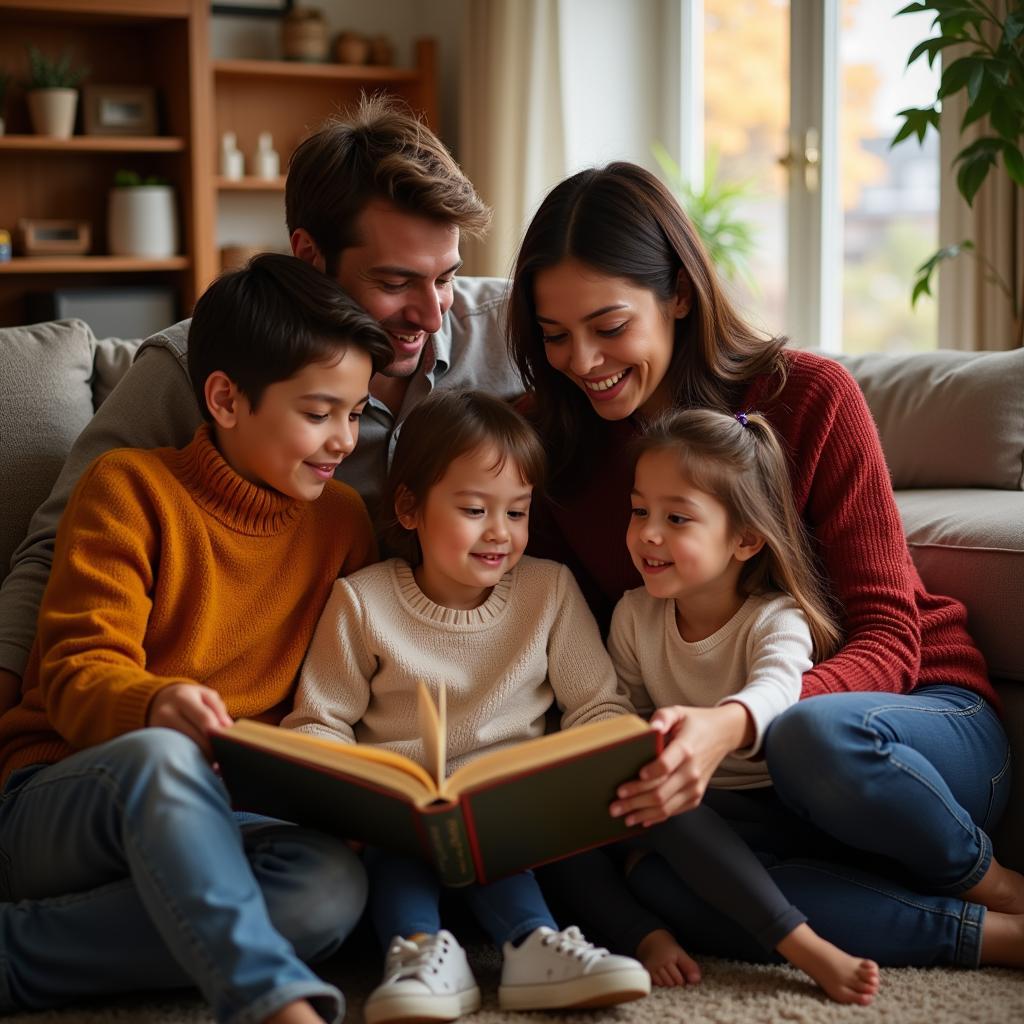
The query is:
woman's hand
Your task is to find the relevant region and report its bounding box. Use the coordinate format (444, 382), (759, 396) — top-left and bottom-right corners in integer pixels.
(148, 683), (233, 760)
(610, 702), (754, 826)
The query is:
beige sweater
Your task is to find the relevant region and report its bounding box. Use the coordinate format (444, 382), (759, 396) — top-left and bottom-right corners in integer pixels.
(608, 589), (813, 789)
(284, 556), (633, 773)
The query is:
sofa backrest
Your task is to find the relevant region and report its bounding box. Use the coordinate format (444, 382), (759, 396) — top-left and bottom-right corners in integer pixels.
(834, 347), (1024, 491)
(0, 319), (141, 581)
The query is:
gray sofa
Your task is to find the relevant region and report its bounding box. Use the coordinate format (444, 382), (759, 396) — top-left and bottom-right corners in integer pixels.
(1, 319), (1022, 871)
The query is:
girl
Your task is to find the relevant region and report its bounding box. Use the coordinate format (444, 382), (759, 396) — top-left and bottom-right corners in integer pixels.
(605, 406), (876, 1002)
(507, 161), (1024, 972)
(282, 389), (650, 1024)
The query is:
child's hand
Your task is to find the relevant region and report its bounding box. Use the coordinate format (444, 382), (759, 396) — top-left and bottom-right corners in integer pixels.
(610, 703), (753, 826)
(148, 683), (233, 761)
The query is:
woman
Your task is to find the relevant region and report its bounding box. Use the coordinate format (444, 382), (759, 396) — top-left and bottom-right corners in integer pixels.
(505, 161), (1024, 969)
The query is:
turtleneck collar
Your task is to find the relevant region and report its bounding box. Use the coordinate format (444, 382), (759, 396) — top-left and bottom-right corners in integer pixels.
(169, 424), (305, 536)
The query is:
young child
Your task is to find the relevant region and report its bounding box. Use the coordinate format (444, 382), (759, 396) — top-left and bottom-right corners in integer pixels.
(283, 389), (651, 1024)
(0, 254), (392, 1024)
(603, 407), (880, 1004)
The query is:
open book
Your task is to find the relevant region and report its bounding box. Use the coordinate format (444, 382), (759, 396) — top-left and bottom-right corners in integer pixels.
(211, 683), (660, 886)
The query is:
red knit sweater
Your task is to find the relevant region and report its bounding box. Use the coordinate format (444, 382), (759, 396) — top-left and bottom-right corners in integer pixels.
(529, 349), (996, 706)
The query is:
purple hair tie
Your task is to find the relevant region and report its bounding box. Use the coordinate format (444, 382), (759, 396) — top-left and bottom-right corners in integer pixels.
(735, 412), (749, 427)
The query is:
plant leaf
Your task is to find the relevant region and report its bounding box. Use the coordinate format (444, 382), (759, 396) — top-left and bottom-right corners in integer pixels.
(1004, 10), (1024, 43)
(938, 56), (981, 100)
(966, 62), (986, 104)
(957, 148), (997, 204)
(910, 239), (976, 308)
(1002, 144), (1024, 187)
(961, 78), (996, 130)
(907, 36), (960, 69)
(990, 94), (1018, 140)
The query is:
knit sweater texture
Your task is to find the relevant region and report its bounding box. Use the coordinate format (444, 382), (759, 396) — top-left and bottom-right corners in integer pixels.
(0, 425), (376, 784)
(282, 556), (634, 773)
(609, 590), (812, 788)
(529, 349), (996, 706)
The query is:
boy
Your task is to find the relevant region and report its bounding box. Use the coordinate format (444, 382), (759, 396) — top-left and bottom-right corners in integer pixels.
(0, 254), (391, 1024)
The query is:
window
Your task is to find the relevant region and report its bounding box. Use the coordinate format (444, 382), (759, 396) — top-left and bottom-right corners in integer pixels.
(689, 0), (940, 351)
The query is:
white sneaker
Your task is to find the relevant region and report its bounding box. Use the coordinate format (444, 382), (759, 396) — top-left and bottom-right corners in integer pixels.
(364, 930), (481, 1024)
(498, 925), (651, 1010)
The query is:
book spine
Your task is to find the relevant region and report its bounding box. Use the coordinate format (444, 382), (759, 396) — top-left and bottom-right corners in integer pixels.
(420, 804), (477, 887)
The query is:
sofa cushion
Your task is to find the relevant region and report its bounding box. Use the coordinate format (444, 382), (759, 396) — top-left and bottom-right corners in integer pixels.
(0, 319), (99, 580)
(836, 348), (1024, 491)
(92, 335), (144, 409)
(895, 489), (1024, 681)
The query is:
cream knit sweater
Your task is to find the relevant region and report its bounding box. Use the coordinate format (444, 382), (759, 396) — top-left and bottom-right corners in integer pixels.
(608, 589), (813, 789)
(284, 556), (633, 773)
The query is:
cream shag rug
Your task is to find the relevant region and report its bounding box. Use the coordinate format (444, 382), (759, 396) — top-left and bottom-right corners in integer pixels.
(7, 945), (1024, 1024)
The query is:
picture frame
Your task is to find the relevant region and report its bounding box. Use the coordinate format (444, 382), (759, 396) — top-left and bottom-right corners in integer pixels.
(212, 1), (293, 15)
(83, 85), (158, 137)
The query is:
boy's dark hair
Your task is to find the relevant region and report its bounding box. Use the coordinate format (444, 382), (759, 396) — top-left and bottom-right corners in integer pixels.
(187, 252), (392, 421)
(285, 93), (491, 277)
(383, 390), (546, 565)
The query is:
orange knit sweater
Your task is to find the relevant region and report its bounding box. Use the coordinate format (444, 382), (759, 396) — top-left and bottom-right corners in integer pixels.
(0, 425), (376, 784)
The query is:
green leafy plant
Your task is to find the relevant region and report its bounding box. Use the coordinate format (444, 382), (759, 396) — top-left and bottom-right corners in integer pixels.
(26, 45), (88, 90)
(891, 1), (1023, 318)
(113, 169), (170, 188)
(653, 141), (758, 289)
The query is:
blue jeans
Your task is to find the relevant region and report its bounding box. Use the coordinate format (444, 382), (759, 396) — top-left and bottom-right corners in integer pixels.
(0, 729), (368, 1024)
(626, 686), (1009, 967)
(366, 848), (556, 949)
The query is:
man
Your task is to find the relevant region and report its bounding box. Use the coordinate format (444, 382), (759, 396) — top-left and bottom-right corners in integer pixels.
(0, 95), (520, 706)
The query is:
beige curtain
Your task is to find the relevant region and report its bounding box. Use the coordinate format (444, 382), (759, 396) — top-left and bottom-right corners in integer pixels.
(458, 0), (568, 278)
(938, 0), (1024, 351)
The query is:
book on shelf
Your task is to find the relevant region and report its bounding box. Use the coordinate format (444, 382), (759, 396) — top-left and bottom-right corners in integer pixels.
(211, 682), (661, 887)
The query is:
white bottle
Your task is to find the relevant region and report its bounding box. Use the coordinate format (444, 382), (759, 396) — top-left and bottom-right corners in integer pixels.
(254, 132), (280, 180)
(220, 131), (244, 180)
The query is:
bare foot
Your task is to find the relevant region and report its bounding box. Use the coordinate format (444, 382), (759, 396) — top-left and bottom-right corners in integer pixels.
(777, 923), (880, 1005)
(635, 928), (702, 987)
(961, 858), (1024, 915)
(980, 911), (1024, 966)
(264, 999), (324, 1024)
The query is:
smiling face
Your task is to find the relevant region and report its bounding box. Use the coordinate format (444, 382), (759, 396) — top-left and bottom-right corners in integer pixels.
(533, 258), (690, 421)
(325, 200), (462, 379)
(401, 444), (533, 610)
(627, 448), (762, 626)
(210, 348), (373, 502)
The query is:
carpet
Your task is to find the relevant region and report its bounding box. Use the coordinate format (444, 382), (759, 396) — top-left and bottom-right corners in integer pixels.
(8, 945), (1024, 1024)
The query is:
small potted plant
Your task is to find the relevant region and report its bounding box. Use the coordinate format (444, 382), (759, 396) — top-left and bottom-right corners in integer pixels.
(107, 170), (178, 258)
(25, 45), (88, 138)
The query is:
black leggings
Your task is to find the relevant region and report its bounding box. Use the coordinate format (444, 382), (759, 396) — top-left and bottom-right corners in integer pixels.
(540, 800), (806, 956)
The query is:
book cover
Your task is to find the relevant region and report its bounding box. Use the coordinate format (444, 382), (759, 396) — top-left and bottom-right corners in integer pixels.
(211, 684), (661, 886)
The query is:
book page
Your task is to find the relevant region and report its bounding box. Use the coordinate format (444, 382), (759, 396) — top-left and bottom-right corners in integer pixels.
(417, 680), (446, 788)
(225, 719), (439, 804)
(443, 714), (651, 798)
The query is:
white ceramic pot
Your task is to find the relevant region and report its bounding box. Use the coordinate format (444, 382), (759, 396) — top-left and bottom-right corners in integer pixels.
(107, 185), (178, 258)
(27, 88), (78, 138)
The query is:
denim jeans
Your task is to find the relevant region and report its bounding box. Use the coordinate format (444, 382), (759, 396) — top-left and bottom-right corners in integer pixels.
(625, 685), (1009, 968)
(366, 847), (556, 949)
(0, 729), (368, 1024)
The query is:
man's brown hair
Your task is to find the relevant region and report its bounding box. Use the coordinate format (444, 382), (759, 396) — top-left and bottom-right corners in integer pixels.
(286, 93), (491, 276)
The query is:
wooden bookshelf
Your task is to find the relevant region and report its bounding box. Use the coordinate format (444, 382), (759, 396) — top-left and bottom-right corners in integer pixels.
(0, 0), (214, 326)
(211, 39), (439, 265)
